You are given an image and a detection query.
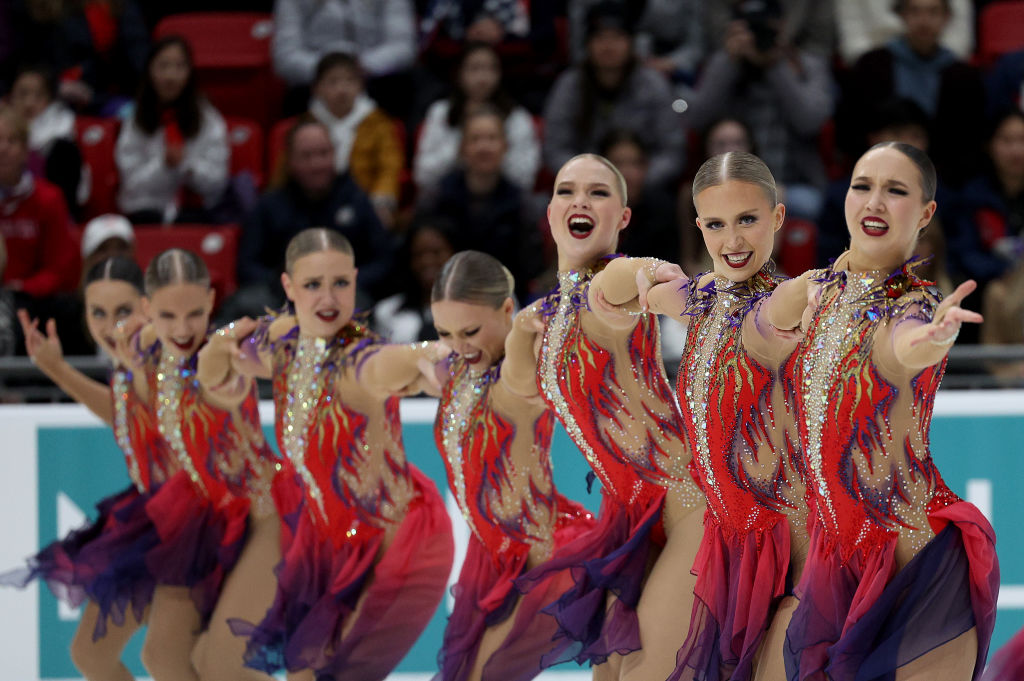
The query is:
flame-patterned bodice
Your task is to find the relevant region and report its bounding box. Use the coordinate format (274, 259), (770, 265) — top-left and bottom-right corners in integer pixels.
(537, 262), (698, 510)
(146, 341), (278, 511)
(436, 355), (585, 564)
(271, 323), (414, 545)
(677, 270), (805, 538)
(111, 366), (175, 492)
(796, 261), (960, 561)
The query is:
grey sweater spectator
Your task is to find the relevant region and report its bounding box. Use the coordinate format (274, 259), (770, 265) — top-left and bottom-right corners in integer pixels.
(272, 0), (416, 86)
(543, 3), (684, 188)
(703, 0), (835, 58)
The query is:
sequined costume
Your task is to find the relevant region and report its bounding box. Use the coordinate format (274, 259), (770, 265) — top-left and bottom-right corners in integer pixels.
(139, 339), (280, 623)
(664, 267), (806, 680)
(520, 257), (703, 666)
(235, 321), (454, 680)
(0, 366), (176, 639)
(785, 260), (999, 681)
(434, 353), (595, 681)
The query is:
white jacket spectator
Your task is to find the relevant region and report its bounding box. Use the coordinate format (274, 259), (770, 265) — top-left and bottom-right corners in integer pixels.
(414, 99), (540, 193)
(836, 0), (973, 65)
(272, 0), (417, 85)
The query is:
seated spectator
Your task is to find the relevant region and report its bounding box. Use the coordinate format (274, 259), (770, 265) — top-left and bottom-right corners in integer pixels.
(703, 0), (835, 59)
(414, 42), (539, 197)
(598, 129), (680, 263)
(980, 261), (1024, 381)
(7, 64), (84, 218)
(835, 0), (973, 65)
(986, 49), (1024, 120)
(838, 0), (985, 187)
(686, 0), (834, 219)
(0, 104), (88, 354)
(309, 52), (404, 230)
(272, 0), (416, 116)
(80, 212), (135, 277)
(232, 117), (394, 317)
(115, 36), (229, 224)
(543, 1), (684, 189)
(420, 106), (540, 302)
(947, 109), (1024, 289)
(52, 0), (149, 116)
(371, 215), (457, 343)
(568, 0), (705, 87)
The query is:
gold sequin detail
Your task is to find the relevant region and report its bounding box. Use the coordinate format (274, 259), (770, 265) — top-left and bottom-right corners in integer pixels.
(155, 350), (207, 495)
(111, 369), (144, 492)
(282, 335), (331, 524)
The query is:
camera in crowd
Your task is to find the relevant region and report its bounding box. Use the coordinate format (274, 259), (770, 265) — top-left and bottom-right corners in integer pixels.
(733, 0), (783, 53)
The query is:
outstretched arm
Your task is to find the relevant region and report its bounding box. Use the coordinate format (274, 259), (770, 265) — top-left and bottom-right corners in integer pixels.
(891, 280), (983, 371)
(589, 257), (691, 327)
(197, 317), (266, 408)
(502, 302), (545, 399)
(358, 341), (448, 397)
(19, 311), (113, 424)
(760, 271), (815, 336)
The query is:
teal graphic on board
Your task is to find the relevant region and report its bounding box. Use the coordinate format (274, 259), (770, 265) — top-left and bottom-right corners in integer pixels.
(35, 415), (1022, 678)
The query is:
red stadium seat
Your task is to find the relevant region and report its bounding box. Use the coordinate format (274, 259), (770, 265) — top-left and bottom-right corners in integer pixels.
(225, 116), (265, 188)
(133, 224), (240, 301)
(978, 1), (1024, 66)
(75, 116), (121, 220)
(266, 115), (298, 183)
(154, 13), (284, 128)
(775, 217), (818, 277)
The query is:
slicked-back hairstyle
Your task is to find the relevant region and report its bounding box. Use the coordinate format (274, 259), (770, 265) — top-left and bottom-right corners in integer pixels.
(144, 249), (210, 296)
(692, 151), (778, 206)
(560, 153), (628, 206)
(284, 228), (353, 273)
(866, 141), (937, 202)
(431, 250), (514, 308)
(85, 256), (144, 294)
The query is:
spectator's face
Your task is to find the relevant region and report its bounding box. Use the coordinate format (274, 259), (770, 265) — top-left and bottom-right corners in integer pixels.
(587, 28), (632, 72)
(989, 115), (1024, 181)
(84, 279), (141, 359)
(150, 43), (191, 103)
(281, 249), (357, 338)
(845, 147), (936, 268)
(142, 282), (214, 356)
(604, 140), (647, 203)
(10, 73), (51, 121)
(459, 48), (501, 103)
(706, 120), (753, 157)
(899, 0), (949, 54)
(548, 156), (630, 269)
(410, 227), (454, 293)
(0, 117), (28, 187)
(461, 114), (507, 176)
(315, 65), (362, 118)
(432, 297), (514, 372)
(289, 125), (336, 196)
(695, 180), (783, 282)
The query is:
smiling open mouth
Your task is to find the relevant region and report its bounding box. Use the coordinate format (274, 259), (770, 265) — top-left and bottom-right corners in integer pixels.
(171, 336), (194, 351)
(463, 351), (482, 364)
(568, 214), (595, 239)
(315, 310), (340, 322)
(861, 218), (889, 237)
(723, 252), (753, 269)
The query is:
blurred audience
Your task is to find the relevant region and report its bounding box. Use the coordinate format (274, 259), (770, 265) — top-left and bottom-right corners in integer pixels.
(7, 64), (84, 217)
(543, 1), (684, 189)
(838, 0), (984, 187)
(986, 48), (1024, 120)
(835, 0), (973, 65)
(980, 261), (1024, 380)
(115, 36), (229, 224)
(0, 237), (13, 356)
(371, 215), (456, 343)
(79, 212), (134, 277)
(419, 105), (540, 302)
(233, 117), (394, 316)
(703, 0), (835, 59)
(414, 42), (539, 196)
(598, 128), (680, 263)
(687, 0), (833, 219)
(308, 52), (404, 230)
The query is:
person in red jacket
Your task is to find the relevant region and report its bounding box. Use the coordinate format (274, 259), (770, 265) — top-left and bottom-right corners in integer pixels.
(0, 104), (85, 353)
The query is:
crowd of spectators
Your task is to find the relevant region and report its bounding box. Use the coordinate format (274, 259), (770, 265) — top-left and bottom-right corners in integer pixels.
(0, 0), (1022, 375)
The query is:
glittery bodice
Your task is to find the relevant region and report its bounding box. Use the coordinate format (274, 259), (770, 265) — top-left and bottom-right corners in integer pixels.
(111, 367), (175, 492)
(677, 271), (805, 538)
(436, 355), (583, 564)
(796, 262), (960, 561)
(271, 323), (414, 545)
(147, 342), (278, 510)
(537, 264), (693, 510)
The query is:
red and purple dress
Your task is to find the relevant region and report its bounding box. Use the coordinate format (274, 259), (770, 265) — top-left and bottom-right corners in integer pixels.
(786, 261), (999, 680)
(1, 366), (176, 639)
(434, 354), (595, 681)
(523, 259), (699, 665)
(236, 322), (454, 680)
(981, 627), (1024, 681)
(667, 268), (806, 680)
